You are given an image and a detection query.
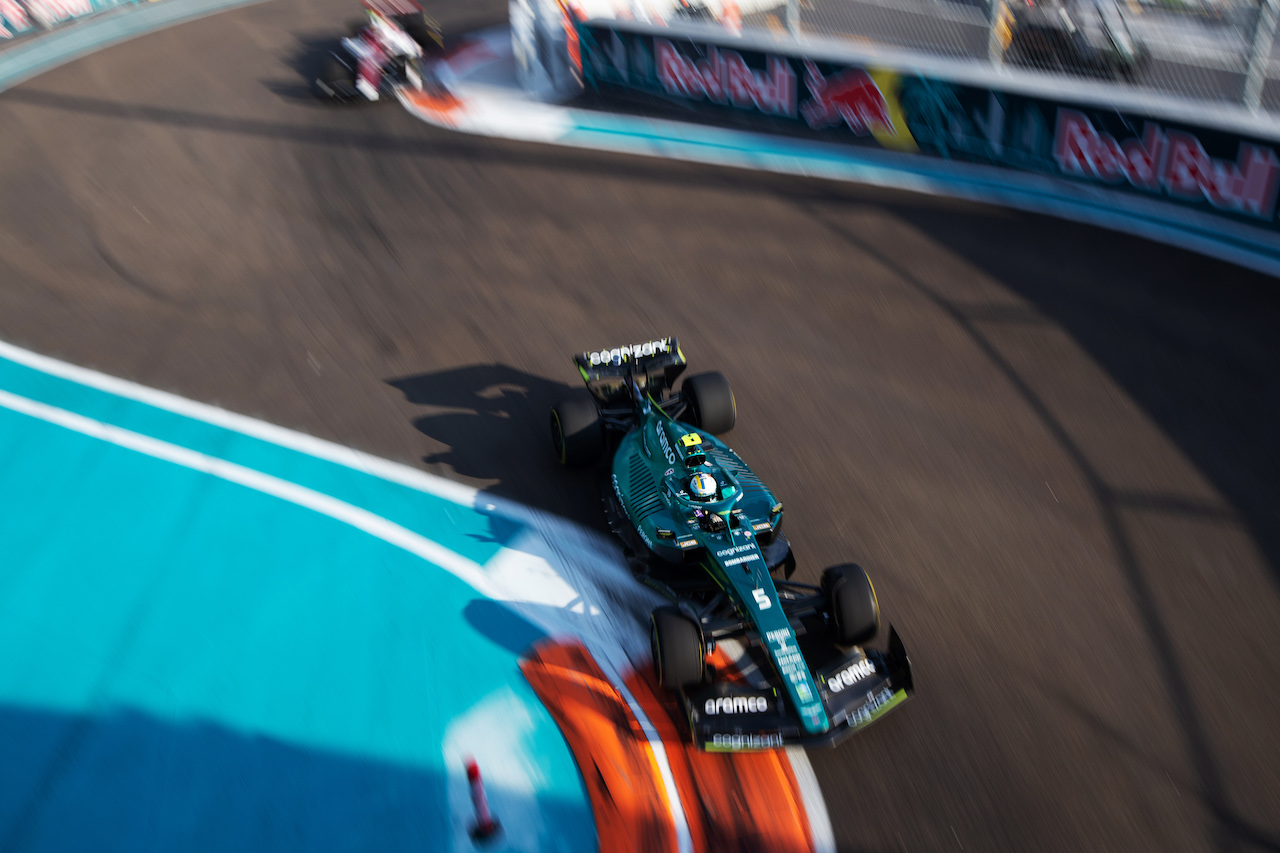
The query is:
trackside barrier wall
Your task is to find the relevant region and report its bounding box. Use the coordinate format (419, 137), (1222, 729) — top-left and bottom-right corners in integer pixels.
(567, 18), (1280, 274)
(0, 0), (268, 93)
(2, 0), (145, 42)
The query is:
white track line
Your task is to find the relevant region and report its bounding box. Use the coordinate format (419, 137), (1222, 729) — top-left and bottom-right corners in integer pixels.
(607, 666), (693, 853)
(787, 746), (836, 853)
(0, 339), (485, 511)
(0, 388), (494, 591)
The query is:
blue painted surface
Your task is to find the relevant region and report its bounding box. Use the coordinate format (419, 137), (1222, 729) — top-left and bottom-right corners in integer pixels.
(0, 348), (596, 851)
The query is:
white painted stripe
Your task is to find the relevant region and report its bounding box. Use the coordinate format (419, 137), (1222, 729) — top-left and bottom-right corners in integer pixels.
(0, 339), (488, 510)
(608, 669), (694, 853)
(0, 387), (495, 594)
(786, 746), (836, 853)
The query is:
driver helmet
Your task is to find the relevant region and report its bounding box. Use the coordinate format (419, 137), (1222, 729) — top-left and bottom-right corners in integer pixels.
(689, 471), (718, 501)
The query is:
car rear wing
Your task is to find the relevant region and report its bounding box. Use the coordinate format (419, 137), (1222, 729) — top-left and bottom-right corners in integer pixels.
(573, 337), (687, 404)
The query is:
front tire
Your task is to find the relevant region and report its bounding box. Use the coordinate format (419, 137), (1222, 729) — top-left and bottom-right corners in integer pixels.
(824, 563), (879, 647)
(681, 372), (736, 435)
(650, 606), (704, 690)
(316, 54), (358, 101)
(550, 395), (602, 467)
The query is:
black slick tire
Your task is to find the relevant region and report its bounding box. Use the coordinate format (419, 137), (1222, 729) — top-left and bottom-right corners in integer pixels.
(317, 54), (358, 101)
(550, 395), (602, 467)
(650, 606), (704, 690)
(681, 371), (736, 435)
(823, 563), (879, 647)
(397, 12), (444, 54)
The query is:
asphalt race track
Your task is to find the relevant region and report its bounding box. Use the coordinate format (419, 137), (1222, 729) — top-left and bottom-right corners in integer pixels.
(2, 1), (1279, 850)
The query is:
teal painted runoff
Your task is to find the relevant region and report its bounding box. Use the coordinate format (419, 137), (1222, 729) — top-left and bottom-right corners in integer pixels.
(0, 348), (595, 852)
(0, 355), (520, 567)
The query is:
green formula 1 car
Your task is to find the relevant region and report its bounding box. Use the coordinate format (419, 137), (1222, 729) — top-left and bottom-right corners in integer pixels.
(550, 337), (913, 750)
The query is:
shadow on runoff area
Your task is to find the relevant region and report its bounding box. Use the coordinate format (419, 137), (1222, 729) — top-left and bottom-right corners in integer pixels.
(0, 701), (582, 852)
(464, 598), (548, 658)
(797, 198), (1280, 853)
(386, 365), (605, 530)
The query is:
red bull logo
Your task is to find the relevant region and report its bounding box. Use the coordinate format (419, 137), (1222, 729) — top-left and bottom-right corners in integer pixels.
(1054, 109), (1280, 219)
(655, 38), (796, 119)
(800, 60), (894, 136)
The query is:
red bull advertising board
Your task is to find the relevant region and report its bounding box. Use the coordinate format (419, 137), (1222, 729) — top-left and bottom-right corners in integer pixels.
(2, 0), (140, 41)
(575, 20), (1280, 232)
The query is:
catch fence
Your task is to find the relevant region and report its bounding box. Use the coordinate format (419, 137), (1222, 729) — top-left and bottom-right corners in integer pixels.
(711, 0), (1280, 112)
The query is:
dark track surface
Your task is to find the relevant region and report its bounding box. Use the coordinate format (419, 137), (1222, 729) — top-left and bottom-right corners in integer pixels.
(2, 3), (1279, 850)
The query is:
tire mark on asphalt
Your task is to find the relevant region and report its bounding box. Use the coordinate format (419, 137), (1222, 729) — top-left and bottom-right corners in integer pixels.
(798, 200), (1280, 853)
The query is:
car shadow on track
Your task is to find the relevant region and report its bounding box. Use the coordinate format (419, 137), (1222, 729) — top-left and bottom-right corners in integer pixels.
(386, 364), (604, 529)
(266, 32), (353, 105)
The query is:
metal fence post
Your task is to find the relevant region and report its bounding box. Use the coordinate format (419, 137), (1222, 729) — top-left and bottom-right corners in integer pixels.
(786, 0), (800, 37)
(1243, 0), (1279, 111)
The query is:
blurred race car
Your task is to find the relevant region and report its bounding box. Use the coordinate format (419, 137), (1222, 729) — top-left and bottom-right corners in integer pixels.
(315, 0), (443, 102)
(549, 338), (914, 750)
(1006, 0), (1145, 81)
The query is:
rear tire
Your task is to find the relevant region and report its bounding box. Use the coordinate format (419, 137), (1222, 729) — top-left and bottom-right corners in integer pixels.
(650, 606), (704, 690)
(397, 12), (444, 54)
(550, 395), (602, 467)
(317, 54), (358, 101)
(681, 372), (736, 435)
(824, 563), (879, 647)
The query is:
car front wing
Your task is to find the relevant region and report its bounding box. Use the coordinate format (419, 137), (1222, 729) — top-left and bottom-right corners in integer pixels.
(685, 626), (914, 752)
